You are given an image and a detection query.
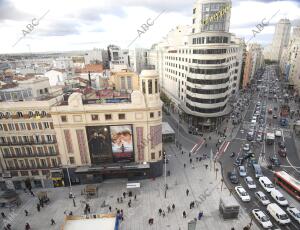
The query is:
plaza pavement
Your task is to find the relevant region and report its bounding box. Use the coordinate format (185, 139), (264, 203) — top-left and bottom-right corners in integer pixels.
(0, 143), (258, 230)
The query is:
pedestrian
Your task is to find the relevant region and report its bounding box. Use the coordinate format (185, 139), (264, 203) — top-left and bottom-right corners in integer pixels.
(186, 189), (189, 196)
(184, 163), (186, 168)
(148, 218), (154, 225)
(25, 222), (31, 230)
(181, 150), (183, 155)
(51, 219), (56, 225)
(134, 194), (137, 200)
(37, 204), (40, 212)
(1, 212), (6, 218)
(231, 228), (235, 230)
(167, 205), (171, 213)
(172, 204), (175, 211)
(117, 197), (119, 203)
(6, 224), (11, 230)
(69, 211), (73, 216)
(189, 152), (191, 157)
(29, 190), (34, 196)
(73, 198), (76, 207)
(158, 208), (162, 216)
(120, 209), (124, 221)
(24, 210), (28, 216)
(205, 164), (208, 170)
(198, 211), (203, 220)
(199, 156), (202, 161)
(109, 206), (112, 212)
(123, 192), (126, 198)
(190, 158), (192, 164)
(183, 211), (186, 218)
(162, 210), (165, 217)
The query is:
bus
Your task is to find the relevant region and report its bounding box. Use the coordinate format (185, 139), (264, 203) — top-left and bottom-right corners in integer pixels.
(274, 171), (300, 201)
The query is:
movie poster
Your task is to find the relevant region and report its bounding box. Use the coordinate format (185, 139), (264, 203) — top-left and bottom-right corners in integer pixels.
(86, 126), (113, 164)
(110, 125), (134, 162)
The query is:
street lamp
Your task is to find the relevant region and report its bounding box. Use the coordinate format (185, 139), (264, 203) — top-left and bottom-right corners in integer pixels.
(66, 160), (73, 198)
(163, 151), (167, 198)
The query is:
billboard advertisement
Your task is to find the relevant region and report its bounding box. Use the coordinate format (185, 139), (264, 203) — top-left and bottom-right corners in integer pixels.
(110, 125), (134, 162)
(86, 125), (134, 164)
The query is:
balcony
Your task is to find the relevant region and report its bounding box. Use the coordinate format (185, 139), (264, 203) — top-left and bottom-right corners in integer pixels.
(2, 152), (59, 158)
(0, 140), (57, 146)
(6, 165), (60, 170)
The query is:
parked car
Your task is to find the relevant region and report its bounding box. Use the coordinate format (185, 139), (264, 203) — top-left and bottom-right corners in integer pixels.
(278, 141), (285, 149)
(278, 148), (287, 157)
(273, 114), (278, 119)
(286, 206), (300, 224)
(243, 144), (250, 151)
(238, 166), (247, 177)
(228, 171), (239, 184)
(256, 134), (263, 142)
(245, 176), (256, 189)
(235, 186), (251, 202)
(234, 157), (244, 166)
(252, 209), (273, 229)
(255, 191), (270, 205)
(269, 155), (280, 166)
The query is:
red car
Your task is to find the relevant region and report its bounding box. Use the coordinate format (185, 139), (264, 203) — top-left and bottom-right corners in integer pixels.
(278, 148), (287, 157)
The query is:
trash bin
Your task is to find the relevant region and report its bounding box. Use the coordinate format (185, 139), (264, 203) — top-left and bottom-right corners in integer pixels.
(219, 196), (240, 219)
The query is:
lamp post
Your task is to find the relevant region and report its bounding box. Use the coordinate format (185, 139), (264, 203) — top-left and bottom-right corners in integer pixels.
(66, 161), (73, 198)
(164, 151), (167, 198)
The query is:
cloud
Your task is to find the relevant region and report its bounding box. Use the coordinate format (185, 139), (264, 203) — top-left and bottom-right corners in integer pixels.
(36, 21), (81, 36)
(0, 0), (29, 21)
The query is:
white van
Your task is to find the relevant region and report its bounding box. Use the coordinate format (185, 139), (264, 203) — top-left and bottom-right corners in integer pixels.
(267, 203), (291, 225)
(259, 176), (275, 193)
(270, 189), (288, 206)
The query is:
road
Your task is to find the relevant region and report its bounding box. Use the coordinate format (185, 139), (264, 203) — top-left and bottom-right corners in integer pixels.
(220, 65), (300, 230)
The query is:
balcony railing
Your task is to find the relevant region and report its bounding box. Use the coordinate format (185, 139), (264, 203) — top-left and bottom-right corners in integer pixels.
(3, 152), (59, 158)
(0, 140), (57, 146)
(6, 165), (60, 170)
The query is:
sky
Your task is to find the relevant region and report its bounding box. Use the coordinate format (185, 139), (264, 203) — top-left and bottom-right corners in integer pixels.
(0, 0), (300, 54)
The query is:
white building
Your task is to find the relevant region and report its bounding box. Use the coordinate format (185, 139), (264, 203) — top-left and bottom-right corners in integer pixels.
(149, 0), (243, 131)
(84, 48), (107, 65)
(44, 69), (68, 86)
(107, 45), (131, 68)
(264, 19), (291, 61)
(129, 48), (149, 74)
(53, 57), (74, 70)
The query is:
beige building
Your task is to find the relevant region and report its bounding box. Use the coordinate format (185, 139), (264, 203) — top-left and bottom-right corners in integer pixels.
(109, 69), (139, 91)
(50, 70), (163, 184)
(0, 76), (64, 190)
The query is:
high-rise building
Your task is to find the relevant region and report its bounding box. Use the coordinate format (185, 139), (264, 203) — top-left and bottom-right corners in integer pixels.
(264, 19), (291, 61)
(149, 0), (243, 131)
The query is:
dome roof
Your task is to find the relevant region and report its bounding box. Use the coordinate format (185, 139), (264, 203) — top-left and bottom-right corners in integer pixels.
(140, 70), (158, 78)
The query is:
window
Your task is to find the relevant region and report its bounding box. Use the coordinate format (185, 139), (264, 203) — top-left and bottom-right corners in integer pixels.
(91, 114), (99, 121)
(41, 111), (47, 117)
(158, 111), (161, 117)
(148, 80), (153, 94)
(8, 123), (15, 130)
(142, 80), (146, 94)
(121, 77), (126, 89)
(61, 116), (67, 122)
(26, 147), (33, 155)
(151, 152), (155, 160)
(46, 135), (53, 142)
(37, 146), (44, 154)
(19, 123), (26, 130)
(51, 159), (58, 167)
(43, 122), (49, 129)
(49, 146), (55, 154)
(193, 8), (196, 14)
(159, 151), (162, 158)
(12, 136), (18, 143)
(3, 148), (10, 157)
(0, 124), (3, 131)
(5, 112), (11, 118)
(105, 114), (112, 120)
(31, 123), (38, 129)
(7, 160), (14, 168)
(127, 77), (132, 90)
(23, 136), (30, 143)
(0, 112), (4, 119)
(150, 112), (154, 118)
(155, 79), (158, 93)
(17, 112), (23, 118)
(35, 111), (40, 117)
(20, 171), (29, 176)
(44, 88), (49, 93)
(19, 160), (25, 168)
(30, 160), (36, 168)
(34, 135), (41, 143)
(40, 159), (47, 167)
(29, 111), (34, 118)
(69, 157), (75, 164)
(118, 114), (125, 120)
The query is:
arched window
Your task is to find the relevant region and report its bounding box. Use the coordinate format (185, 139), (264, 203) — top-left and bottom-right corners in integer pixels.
(17, 112), (23, 118)
(0, 112), (4, 119)
(28, 111), (34, 118)
(5, 112), (11, 119)
(41, 111), (47, 117)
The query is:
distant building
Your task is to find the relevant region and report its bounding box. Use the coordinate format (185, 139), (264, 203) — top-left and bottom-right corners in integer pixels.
(45, 69), (68, 86)
(107, 45), (131, 69)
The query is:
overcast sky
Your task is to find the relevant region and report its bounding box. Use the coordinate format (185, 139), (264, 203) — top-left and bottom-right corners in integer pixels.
(0, 0), (300, 54)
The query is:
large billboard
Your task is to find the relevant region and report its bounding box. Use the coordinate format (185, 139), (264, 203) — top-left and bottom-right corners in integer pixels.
(86, 125), (134, 165)
(110, 125), (134, 162)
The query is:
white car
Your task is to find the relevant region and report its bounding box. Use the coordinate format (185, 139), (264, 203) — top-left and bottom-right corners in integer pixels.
(235, 186), (251, 202)
(255, 191), (270, 205)
(252, 209), (273, 229)
(286, 206), (300, 224)
(259, 176), (275, 193)
(270, 189), (288, 206)
(238, 166), (247, 177)
(243, 144), (250, 151)
(245, 176), (256, 189)
(275, 130), (282, 137)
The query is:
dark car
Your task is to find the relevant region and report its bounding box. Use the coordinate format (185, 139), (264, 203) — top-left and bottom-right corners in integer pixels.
(244, 152), (255, 160)
(269, 155), (280, 166)
(278, 148), (287, 157)
(278, 141), (285, 149)
(249, 158), (258, 166)
(228, 171), (239, 184)
(234, 157), (244, 166)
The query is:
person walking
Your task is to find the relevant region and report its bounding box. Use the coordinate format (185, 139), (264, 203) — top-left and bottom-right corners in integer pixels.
(162, 211), (165, 217)
(109, 206), (112, 212)
(183, 211), (186, 218)
(1, 212), (6, 218)
(167, 205), (171, 213)
(205, 164), (208, 170)
(186, 189), (189, 196)
(6, 224), (11, 230)
(117, 197), (119, 203)
(184, 163), (186, 168)
(51, 219), (56, 225)
(172, 204), (175, 211)
(123, 192), (126, 198)
(148, 218), (154, 225)
(24, 210), (28, 216)
(25, 223), (31, 230)
(158, 208), (162, 216)
(198, 211), (203, 220)
(37, 204), (40, 212)
(190, 158), (192, 164)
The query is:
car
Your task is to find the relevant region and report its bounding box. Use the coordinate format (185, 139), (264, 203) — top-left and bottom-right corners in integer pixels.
(252, 209), (273, 229)
(255, 191), (271, 205)
(278, 141), (285, 149)
(267, 203), (290, 225)
(243, 151), (255, 160)
(268, 108), (273, 114)
(234, 157), (244, 166)
(270, 189), (288, 206)
(238, 166), (247, 177)
(235, 186), (251, 202)
(259, 176), (275, 193)
(228, 171), (239, 184)
(278, 148), (287, 157)
(256, 134), (263, 142)
(269, 155), (280, 166)
(275, 130), (282, 137)
(286, 206), (300, 224)
(273, 114), (278, 119)
(243, 144), (250, 151)
(245, 176), (256, 189)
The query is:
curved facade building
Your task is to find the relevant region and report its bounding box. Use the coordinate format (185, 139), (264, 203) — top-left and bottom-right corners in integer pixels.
(149, 0), (243, 131)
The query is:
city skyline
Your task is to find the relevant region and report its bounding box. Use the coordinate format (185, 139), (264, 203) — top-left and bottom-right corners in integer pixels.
(1, 0), (300, 54)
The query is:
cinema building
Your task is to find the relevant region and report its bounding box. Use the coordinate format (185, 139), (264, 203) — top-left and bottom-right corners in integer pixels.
(51, 70), (163, 185)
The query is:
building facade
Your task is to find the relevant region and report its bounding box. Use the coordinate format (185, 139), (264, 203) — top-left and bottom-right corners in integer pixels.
(149, 0), (244, 131)
(50, 70), (163, 185)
